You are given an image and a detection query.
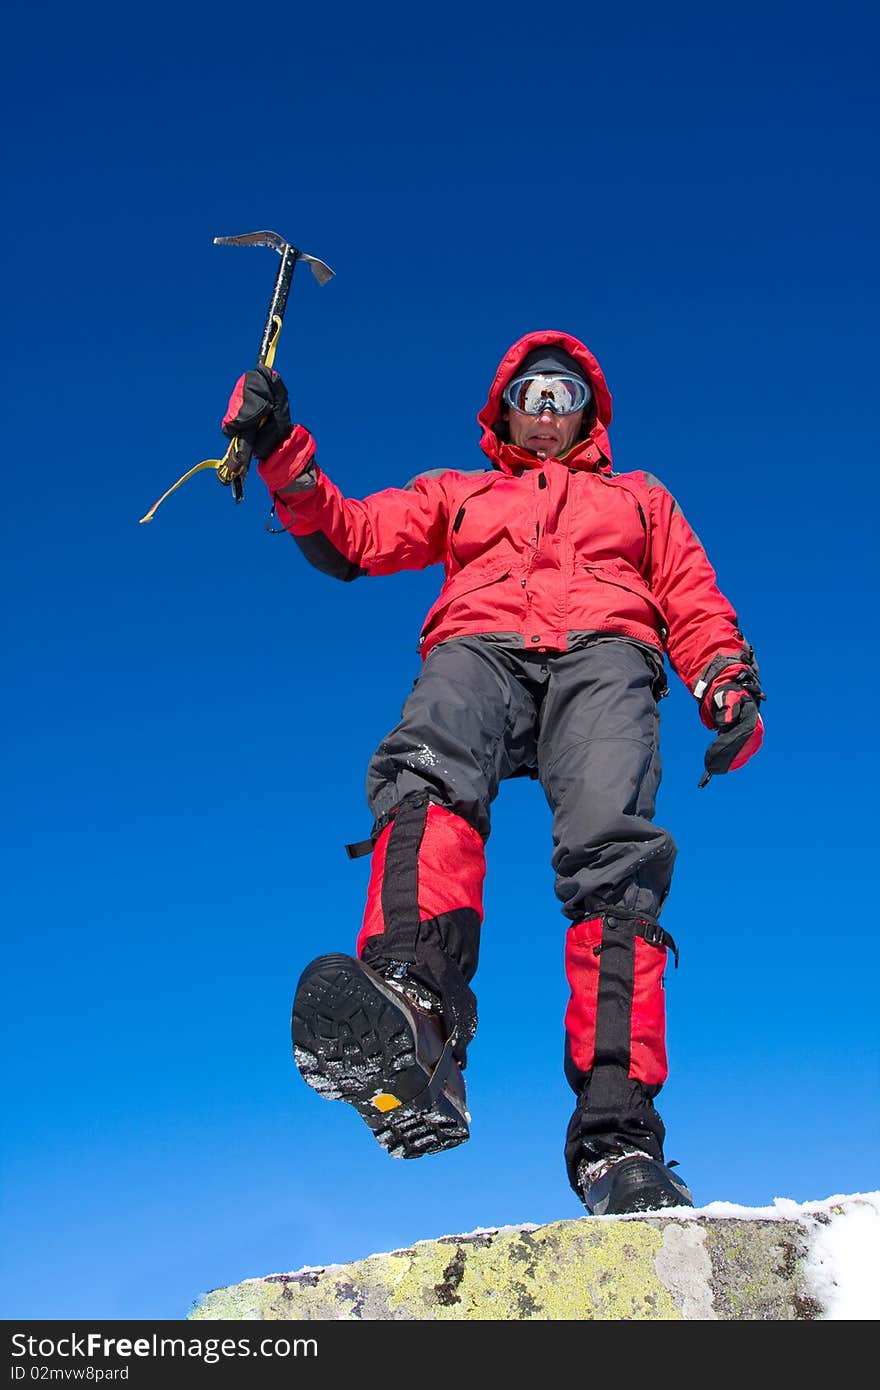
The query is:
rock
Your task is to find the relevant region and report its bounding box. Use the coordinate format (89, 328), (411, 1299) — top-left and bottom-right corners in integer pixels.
(190, 1194), (877, 1321)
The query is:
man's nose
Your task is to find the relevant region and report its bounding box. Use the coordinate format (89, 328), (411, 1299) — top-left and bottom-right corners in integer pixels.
(537, 406), (557, 421)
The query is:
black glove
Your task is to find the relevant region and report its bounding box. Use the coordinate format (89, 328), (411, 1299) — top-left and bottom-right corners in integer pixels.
(699, 672), (765, 787)
(222, 367), (291, 462)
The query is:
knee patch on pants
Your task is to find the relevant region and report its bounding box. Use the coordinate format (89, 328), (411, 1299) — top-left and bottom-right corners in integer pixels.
(356, 793), (486, 1064)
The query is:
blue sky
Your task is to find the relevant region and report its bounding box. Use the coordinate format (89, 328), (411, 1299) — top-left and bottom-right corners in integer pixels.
(3, 0), (878, 1320)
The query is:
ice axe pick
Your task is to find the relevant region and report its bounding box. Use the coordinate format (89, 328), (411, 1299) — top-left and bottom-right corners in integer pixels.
(138, 230), (334, 523)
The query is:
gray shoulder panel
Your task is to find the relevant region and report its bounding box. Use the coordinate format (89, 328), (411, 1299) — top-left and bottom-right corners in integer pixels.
(405, 467), (491, 492)
(642, 471), (683, 516)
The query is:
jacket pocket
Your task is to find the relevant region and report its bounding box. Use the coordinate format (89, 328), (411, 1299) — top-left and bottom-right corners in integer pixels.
(582, 561), (669, 640)
(419, 565), (511, 647)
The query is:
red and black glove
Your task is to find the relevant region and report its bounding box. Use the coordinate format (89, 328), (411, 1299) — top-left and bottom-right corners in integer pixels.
(222, 367), (292, 461)
(696, 650), (766, 787)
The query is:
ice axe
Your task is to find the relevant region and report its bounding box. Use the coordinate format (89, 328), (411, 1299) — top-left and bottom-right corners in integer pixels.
(138, 230), (334, 523)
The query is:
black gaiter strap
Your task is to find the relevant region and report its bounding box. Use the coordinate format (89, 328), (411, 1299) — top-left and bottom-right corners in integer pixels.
(592, 914), (636, 1079)
(378, 794), (430, 962)
(588, 910), (676, 1110)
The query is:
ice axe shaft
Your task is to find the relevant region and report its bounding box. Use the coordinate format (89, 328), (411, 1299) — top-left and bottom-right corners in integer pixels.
(213, 231), (335, 502)
(137, 229), (333, 524)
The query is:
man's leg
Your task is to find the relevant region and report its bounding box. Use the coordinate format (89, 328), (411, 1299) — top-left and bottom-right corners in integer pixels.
(294, 637), (537, 1158)
(536, 640), (688, 1208)
(359, 638), (537, 1056)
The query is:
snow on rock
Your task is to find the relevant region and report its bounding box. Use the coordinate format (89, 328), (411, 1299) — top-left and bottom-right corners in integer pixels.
(800, 1193), (880, 1320)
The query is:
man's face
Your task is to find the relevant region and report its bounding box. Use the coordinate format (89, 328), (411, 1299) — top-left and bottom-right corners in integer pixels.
(505, 403), (585, 460)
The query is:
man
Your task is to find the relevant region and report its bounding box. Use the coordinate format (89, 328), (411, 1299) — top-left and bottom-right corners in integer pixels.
(223, 330), (764, 1215)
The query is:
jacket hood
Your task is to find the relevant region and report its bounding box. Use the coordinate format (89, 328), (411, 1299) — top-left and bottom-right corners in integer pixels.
(477, 329), (613, 474)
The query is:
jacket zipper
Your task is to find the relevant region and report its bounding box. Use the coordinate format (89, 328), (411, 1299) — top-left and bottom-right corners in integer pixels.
(521, 471), (546, 600)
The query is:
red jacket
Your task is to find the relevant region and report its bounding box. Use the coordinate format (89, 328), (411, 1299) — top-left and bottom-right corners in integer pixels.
(259, 330), (749, 702)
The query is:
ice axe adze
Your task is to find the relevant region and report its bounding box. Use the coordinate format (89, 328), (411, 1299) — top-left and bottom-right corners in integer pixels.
(138, 230), (334, 524)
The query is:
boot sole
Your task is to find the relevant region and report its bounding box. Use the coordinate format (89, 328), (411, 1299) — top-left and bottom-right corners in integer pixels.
(292, 953), (470, 1160)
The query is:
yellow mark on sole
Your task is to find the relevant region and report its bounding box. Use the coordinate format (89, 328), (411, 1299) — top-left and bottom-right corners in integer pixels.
(371, 1092), (402, 1113)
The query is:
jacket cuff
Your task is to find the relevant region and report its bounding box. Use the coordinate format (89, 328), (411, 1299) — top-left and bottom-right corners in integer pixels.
(696, 663), (749, 729)
(693, 646), (762, 730)
(257, 424), (316, 492)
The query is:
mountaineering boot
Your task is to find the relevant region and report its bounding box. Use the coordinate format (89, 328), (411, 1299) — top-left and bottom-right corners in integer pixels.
(292, 953), (470, 1159)
(578, 1152), (694, 1215)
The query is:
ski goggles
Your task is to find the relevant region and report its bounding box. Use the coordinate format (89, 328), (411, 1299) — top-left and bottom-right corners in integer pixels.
(503, 372), (591, 416)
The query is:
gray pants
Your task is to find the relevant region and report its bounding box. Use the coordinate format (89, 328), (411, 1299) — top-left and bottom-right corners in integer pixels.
(367, 635), (676, 922)
(363, 635), (678, 1181)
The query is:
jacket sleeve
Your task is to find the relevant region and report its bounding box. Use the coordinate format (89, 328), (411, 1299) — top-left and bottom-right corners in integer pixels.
(645, 474), (756, 704)
(257, 426), (450, 580)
